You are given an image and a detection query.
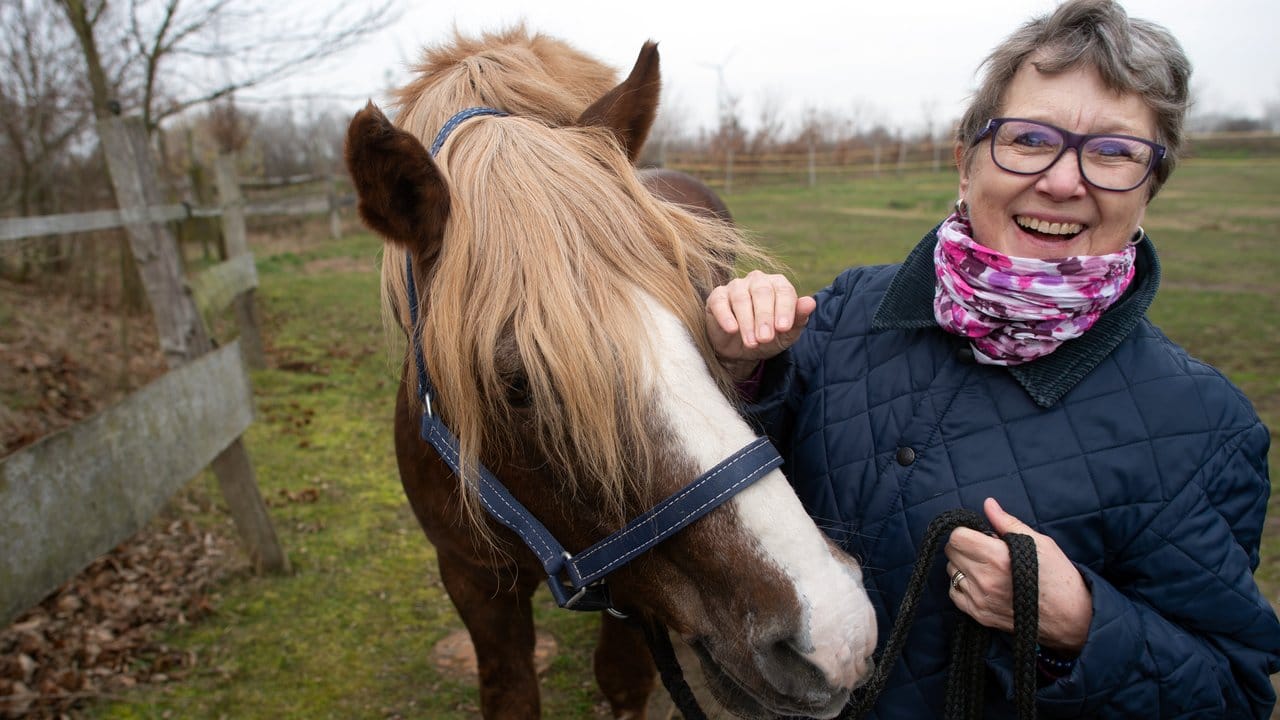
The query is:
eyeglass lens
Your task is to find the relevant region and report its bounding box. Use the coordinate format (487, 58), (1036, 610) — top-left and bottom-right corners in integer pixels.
(991, 120), (1156, 191)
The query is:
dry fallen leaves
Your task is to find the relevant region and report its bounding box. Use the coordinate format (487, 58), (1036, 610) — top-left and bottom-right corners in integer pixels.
(0, 518), (245, 719)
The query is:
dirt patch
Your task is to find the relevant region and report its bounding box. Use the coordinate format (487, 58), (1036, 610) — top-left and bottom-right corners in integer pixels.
(429, 629), (558, 685)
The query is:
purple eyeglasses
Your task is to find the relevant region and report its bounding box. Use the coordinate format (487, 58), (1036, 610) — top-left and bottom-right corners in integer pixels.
(974, 117), (1166, 192)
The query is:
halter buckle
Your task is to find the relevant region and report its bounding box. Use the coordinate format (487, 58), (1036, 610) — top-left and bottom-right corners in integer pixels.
(548, 574), (615, 613)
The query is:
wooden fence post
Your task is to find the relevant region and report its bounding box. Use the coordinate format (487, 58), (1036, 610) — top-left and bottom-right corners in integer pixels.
(98, 116), (287, 574)
(213, 154), (267, 370)
(724, 147), (734, 195)
(184, 158), (223, 263)
(808, 136), (817, 189)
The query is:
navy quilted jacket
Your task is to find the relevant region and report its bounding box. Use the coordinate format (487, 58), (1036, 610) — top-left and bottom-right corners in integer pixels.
(749, 228), (1280, 718)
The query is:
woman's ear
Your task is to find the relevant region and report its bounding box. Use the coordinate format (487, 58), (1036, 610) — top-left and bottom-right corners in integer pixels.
(955, 143), (970, 198)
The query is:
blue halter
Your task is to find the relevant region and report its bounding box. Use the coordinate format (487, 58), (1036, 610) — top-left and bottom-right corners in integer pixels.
(405, 107), (782, 613)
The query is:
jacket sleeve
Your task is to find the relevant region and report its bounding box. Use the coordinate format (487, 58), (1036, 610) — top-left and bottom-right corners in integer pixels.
(1025, 420), (1280, 719)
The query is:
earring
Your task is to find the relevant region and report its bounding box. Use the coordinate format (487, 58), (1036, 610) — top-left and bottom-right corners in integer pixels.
(954, 198), (969, 219)
(1129, 226), (1145, 245)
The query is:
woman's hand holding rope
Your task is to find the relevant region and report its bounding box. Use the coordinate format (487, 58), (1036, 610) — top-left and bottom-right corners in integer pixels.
(946, 498), (1093, 653)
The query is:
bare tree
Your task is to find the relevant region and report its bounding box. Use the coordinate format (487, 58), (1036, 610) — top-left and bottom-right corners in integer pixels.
(749, 87), (788, 155)
(1261, 83), (1280, 132)
(205, 94), (253, 154)
(920, 98), (943, 172)
(0, 0), (96, 216)
(248, 103), (346, 178)
(55, 0), (399, 132)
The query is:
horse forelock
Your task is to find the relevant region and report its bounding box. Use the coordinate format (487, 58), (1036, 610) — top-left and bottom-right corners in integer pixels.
(383, 115), (763, 522)
(393, 25), (619, 145)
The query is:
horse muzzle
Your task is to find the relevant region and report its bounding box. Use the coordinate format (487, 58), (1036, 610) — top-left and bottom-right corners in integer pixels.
(690, 628), (873, 720)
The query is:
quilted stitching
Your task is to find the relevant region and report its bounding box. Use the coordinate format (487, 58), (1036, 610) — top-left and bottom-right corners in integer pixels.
(748, 242), (1280, 719)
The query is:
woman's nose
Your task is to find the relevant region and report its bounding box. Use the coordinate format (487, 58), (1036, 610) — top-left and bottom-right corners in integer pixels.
(1036, 148), (1088, 199)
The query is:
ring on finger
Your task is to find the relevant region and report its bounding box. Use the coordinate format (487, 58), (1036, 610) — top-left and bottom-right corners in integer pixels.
(950, 569), (967, 593)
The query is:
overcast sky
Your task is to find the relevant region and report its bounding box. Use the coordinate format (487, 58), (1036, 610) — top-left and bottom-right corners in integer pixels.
(257, 0), (1280, 134)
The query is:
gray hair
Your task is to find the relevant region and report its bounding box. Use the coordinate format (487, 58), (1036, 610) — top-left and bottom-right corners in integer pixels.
(956, 0), (1191, 198)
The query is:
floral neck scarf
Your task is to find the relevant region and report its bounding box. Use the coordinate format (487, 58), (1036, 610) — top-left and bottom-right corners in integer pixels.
(932, 213), (1136, 366)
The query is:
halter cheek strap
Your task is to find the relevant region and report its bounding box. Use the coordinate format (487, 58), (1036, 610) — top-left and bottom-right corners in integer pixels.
(404, 108), (783, 613)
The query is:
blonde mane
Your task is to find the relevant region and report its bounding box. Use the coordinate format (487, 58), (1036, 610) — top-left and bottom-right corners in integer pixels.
(380, 29), (770, 521)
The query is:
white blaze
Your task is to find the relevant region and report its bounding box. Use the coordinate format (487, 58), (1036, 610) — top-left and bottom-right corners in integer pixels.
(637, 294), (876, 690)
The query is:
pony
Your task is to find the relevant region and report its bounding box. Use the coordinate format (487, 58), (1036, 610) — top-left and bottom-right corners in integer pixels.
(344, 27), (876, 719)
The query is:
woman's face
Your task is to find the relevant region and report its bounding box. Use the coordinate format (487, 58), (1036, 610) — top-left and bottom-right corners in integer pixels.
(957, 60), (1157, 259)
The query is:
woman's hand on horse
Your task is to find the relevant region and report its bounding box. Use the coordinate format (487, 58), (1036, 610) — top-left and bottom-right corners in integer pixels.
(945, 498), (1093, 654)
(705, 270), (816, 380)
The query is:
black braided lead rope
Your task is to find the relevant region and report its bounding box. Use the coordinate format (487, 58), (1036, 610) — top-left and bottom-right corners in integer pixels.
(941, 532), (1038, 720)
(844, 508), (1040, 720)
(1007, 532), (1039, 720)
(637, 508), (1040, 720)
(943, 607), (987, 718)
(638, 616), (709, 720)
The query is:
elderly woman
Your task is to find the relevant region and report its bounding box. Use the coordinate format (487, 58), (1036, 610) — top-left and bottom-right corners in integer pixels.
(705, 0), (1280, 717)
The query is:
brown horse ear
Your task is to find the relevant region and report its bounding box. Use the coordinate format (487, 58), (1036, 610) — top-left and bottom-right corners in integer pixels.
(344, 101), (450, 253)
(576, 41), (660, 161)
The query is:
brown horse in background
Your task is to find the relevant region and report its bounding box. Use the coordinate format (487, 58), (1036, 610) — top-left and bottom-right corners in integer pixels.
(344, 27), (876, 719)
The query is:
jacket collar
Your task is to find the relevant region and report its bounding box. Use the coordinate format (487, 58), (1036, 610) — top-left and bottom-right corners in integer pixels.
(872, 224), (1161, 408)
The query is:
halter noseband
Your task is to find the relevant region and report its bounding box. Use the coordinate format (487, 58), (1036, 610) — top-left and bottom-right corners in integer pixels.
(404, 107), (783, 613)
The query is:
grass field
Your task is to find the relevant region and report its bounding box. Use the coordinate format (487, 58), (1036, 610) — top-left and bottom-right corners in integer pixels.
(86, 156), (1280, 719)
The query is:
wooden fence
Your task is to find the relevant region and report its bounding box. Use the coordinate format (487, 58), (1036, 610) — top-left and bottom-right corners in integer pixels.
(0, 116), (345, 625)
(657, 131), (1280, 193)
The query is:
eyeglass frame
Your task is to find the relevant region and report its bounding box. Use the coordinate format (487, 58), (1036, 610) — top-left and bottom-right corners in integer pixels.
(972, 117), (1167, 192)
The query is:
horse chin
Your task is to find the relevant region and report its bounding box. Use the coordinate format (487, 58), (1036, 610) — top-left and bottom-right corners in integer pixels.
(689, 638), (852, 720)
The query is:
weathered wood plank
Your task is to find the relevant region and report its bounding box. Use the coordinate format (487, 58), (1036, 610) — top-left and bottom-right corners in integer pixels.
(238, 172), (326, 189)
(100, 116), (211, 368)
(0, 193), (348, 246)
(189, 254), (259, 320)
(214, 155), (249, 259)
(244, 195), (330, 218)
(0, 342), (254, 626)
(214, 157), (266, 369)
(0, 205), (190, 243)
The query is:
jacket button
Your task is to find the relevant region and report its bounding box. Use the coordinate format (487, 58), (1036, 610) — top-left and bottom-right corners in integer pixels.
(956, 346), (975, 363)
(896, 447), (916, 466)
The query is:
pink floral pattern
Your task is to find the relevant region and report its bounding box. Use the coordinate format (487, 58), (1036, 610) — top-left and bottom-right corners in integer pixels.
(932, 213), (1136, 366)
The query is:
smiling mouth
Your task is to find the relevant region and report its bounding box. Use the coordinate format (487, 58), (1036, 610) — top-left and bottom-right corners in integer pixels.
(1015, 214), (1084, 240)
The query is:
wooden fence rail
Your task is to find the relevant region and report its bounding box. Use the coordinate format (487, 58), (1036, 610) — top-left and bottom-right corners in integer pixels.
(0, 192), (351, 246)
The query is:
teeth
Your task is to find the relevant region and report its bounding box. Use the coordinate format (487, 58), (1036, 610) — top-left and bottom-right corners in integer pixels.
(1016, 215), (1083, 235)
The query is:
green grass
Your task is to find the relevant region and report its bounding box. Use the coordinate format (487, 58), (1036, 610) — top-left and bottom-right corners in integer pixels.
(88, 157), (1280, 718)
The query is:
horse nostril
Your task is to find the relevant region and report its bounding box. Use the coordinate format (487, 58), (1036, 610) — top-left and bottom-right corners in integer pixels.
(755, 636), (836, 704)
